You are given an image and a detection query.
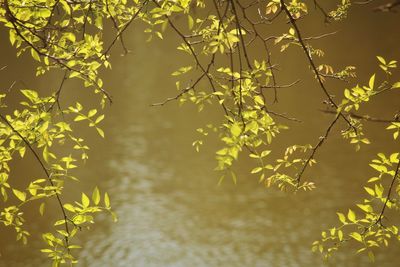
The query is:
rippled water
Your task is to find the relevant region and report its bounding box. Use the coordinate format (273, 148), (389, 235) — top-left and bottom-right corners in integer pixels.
(1, 5), (400, 267)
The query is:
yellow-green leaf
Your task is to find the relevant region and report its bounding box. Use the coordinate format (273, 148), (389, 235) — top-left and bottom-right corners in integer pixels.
(13, 189), (26, 202)
(81, 193), (90, 208)
(39, 202), (45, 216)
(92, 187), (100, 205)
(104, 192), (110, 208)
(347, 209), (356, 222)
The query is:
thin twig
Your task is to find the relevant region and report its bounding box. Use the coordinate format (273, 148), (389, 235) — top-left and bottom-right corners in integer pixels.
(376, 158), (400, 224)
(295, 114), (340, 186)
(320, 109), (398, 123)
(280, 0), (355, 132)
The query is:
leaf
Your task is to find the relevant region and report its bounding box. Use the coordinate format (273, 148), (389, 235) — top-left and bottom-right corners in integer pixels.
(19, 147), (26, 158)
(251, 167), (263, 174)
(254, 95), (264, 105)
(88, 109), (97, 118)
(231, 171), (237, 185)
(392, 82), (400, 89)
(230, 123), (242, 137)
(156, 31), (163, 39)
(349, 232), (363, 242)
(81, 193), (90, 208)
(92, 187), (100, 205)
(21, 89), (39, 101)
(111, 211), (118, 222)
(63, 204), (75, 212)
(369, 164), (387, 173)
(390, 153), (399, 163)
(338, 230), (344, 241)
(357, 204), (372, 213)
(188, 15), (194, 30)
(9, 30), (16, 45)
(31, 48), (41, 62)
(368, 74), (375, 89)
(42, 146), (55, 163)
(377, 56), (386, 65)
(337, 212), (346, 224)
(13, 189), (26, 202)
(74, 115), (86, 122)
(96, 127), (105, 138)
(95, 114), (105, 124)
(64, 32), (76, 43)
(368, 251), (375, 262)
(104, 192), (110, 208)
(347, 209), (356, 222)
(375, 184), (384, 197)
(69, 71), (80, 78)
(364, 187), (375, 196)
(367, 177), (380, 183)
(261, 150), (271, 157)
(39, 202), (45, 216)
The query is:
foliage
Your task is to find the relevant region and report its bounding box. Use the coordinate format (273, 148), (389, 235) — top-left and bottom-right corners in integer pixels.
(0, 0), (399, 265)
(0, 0), (138, 264)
